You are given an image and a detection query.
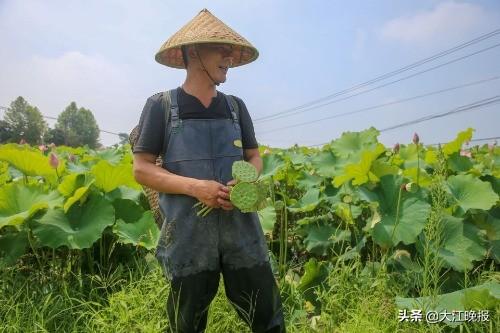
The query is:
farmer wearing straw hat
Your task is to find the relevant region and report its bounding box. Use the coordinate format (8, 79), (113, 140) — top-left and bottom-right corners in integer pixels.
(132, 9), (285, 333)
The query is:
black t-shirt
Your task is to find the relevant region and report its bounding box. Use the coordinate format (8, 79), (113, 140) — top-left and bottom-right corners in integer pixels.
(132, 87), (258, 155)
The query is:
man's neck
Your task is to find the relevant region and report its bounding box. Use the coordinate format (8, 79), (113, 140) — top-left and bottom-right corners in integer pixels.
(182, 70), (217, 100)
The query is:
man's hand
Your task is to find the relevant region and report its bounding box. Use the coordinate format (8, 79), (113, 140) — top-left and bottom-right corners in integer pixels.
(217, 179), (236, 211)
(194, 180), (225, 208)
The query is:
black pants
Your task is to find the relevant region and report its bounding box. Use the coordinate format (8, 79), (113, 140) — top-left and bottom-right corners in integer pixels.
(165, 263), (286, 333)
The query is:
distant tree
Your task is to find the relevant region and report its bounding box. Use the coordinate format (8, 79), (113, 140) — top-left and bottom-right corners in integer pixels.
(118, 132), (129, 145)
(43, 127), (65, 146)
(3, 96), (47, 144)
(0, 119), (13, 143)
(56, 102), (100, 148)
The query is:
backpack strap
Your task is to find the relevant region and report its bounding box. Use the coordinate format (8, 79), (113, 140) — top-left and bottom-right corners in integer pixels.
(159, 88), (178, 159)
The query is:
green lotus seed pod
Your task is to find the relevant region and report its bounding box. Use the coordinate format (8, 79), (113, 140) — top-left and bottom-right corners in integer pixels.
(342, 194), (353, 204)
(232, 160), (258, 183)
(230, 182), (259, 211)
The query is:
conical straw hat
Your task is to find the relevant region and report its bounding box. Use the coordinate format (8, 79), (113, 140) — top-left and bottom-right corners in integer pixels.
(155, 8), (259, 69)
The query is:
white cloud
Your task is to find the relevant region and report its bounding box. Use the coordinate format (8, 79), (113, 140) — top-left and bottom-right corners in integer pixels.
(380, 1), (494, 45)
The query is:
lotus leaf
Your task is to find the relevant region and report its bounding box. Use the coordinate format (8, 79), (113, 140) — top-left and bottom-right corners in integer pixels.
(257, 205), (276, 235)
(369, 175), (431, 247)
(113, 211), (159, 250)
(0, 144), (65, 179)
(288, 188), (321, 213)
(447, 174), (498, 211)
(396, 281), (499, 326)
(91, 160), (141, 192)
(329, 127), (380, 161)
(63, 181), (95, 213)
(301, 224), (350, 256)
(442, 128), (474, 156)
(58, 173), (86, 197)
(32, 193), (114, 249)
(0, 183), (63, 229)
(437, 214), (487, 271)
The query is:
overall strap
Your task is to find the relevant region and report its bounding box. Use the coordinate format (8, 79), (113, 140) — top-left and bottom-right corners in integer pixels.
(223, 93), (240, 125)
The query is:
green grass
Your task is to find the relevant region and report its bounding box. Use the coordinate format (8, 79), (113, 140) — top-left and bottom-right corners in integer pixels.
(1, 251), (497, 333)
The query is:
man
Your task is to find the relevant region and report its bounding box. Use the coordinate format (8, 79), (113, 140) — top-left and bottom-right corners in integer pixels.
(132, 9), (285, 333)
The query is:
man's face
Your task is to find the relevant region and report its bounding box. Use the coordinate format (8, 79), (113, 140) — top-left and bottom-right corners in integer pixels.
(195, 43), (234, 83)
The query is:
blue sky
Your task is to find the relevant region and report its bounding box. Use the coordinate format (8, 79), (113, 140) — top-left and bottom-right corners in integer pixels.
(1, 0), (499, 148)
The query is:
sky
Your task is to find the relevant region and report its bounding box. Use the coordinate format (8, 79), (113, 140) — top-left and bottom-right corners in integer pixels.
(1, 0), (499, 148)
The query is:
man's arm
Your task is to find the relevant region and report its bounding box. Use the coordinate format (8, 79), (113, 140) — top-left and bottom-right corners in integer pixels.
(133, 152), (223, 208)
(243, 148), (263, 175)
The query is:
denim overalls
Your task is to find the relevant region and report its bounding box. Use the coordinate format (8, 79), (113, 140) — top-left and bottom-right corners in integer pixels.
(155, 88), (285, 333)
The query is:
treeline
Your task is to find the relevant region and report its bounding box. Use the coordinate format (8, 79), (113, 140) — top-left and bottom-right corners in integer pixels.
(0, 97), (104, 148)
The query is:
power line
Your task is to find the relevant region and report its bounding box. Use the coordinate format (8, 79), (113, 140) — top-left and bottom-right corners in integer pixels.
(256, 42), (500, 123)
(379, 95), (500, 132)
(308, 95), (500, 147)
(0, 105), (122, 136)
(257, 75), (500, 135)
(254, 28), (500, 122)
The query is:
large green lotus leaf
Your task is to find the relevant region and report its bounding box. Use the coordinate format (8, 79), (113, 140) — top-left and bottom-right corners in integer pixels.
(257, 205), (276, 235)
(94, 148), (123, 165)
(0, 183), (63, 229)
(442, 128), (474, 156)
(57, 173), (86, 197)
(91, 160), (141, 192)
(396, 281), (499, 327)
(371, 175), (431, 247)
(329, 127), (380, 161)
(470, 208), (500, 263)
(32, 193), (115, 249)
(260, 153), (284, 179)
(447, 152), (473, 173)
(438, 214), (487, 271)
(398, 143), (427, 170)
(0, 144), (65, 178)
(482, 175), (500, 196)
(286, 151), (308, 165)
(63, 180), (95, 213)
(113, 198), (145, 223)
(371, 159), (399, 179)
(113, 211), (159, 250)
(301, 224), (351, 256)
(333, 144), (385, 187)
(104, 185), (144, 202)
(296, 171), (323, 189)
(402, 167), (432, 187)
(0, 230), (28, 268)
(0, 161), (11, 185)
(447, 174), (498, 211)
(310, 150), (342, 178)
(288, 188), (321, 213)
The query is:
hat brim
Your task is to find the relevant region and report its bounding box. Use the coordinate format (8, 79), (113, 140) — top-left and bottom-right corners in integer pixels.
(155, 40), (259, 69)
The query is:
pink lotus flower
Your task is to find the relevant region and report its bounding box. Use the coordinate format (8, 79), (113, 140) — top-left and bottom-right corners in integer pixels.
(393, 143), (400, 153)
(39, 145), (48, 152)
(49, 153), (59, 169)
(19, 139), (27, 144)
(412, 133), (419, 145)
